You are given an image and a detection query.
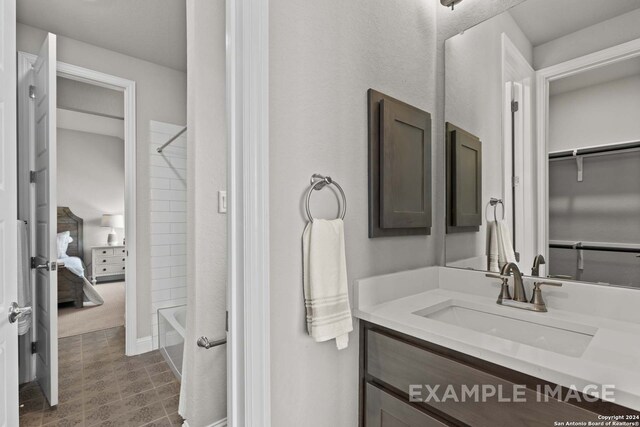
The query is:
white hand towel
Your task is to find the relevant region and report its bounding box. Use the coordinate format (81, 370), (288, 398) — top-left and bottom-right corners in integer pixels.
(496, 220), (517, 269)
(17, 220), (32, 335)
(486, 221), (499, 273)
(303, 219), (353, 350)
(486, 220), (517, 272)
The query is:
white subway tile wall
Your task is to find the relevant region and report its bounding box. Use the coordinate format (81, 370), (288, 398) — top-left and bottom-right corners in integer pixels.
(149, 121), (188, 348)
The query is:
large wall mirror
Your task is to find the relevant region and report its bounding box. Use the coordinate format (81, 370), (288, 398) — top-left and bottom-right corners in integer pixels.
(444, 0), (640, 288)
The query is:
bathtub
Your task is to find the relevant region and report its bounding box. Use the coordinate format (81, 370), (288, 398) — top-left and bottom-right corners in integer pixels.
(158, 305), (186, 381)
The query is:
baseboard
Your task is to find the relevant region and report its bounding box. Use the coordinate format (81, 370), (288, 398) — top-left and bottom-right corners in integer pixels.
(135, 335), (154, 354)
(183, 417), (227, 427)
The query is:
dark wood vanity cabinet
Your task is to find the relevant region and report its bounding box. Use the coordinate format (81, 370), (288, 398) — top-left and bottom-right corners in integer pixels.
(359, 321), (639, 427)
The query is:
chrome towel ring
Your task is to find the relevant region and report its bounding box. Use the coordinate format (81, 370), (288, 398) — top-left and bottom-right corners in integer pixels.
(486, 197), (505, 222)
(305, 174), (347, 223)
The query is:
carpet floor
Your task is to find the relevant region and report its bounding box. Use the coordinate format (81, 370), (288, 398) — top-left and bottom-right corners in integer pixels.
(58, 281), (125, 338)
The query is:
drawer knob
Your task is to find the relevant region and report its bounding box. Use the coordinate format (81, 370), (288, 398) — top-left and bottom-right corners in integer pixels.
(102, 268), (107, 272)
(122, 267), (125, 270)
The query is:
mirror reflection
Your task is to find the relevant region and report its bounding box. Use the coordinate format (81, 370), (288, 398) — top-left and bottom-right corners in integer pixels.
(444, 0), (640, 288)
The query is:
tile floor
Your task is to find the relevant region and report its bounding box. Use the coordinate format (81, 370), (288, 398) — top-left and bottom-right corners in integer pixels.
(19, 326), (184, 427)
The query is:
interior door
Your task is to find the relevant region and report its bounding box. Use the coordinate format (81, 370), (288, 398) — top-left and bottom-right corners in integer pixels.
(0, 0), (19, 425)
(33, 33), (58, 406)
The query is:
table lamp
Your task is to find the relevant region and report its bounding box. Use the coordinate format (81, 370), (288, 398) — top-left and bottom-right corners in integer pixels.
(101, 214), (124, 246)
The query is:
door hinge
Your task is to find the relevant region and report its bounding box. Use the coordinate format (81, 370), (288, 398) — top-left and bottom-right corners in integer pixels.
(28, 85), (36, 100)
(31, 342), (38, 354)
(30, 171), (36, 183)
(511, 100), (519, 113)
(512, 176), (520, 187)
(225, 311), (229, 332)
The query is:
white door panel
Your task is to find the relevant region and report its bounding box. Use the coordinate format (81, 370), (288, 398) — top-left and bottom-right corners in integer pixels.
(0, 0), (19, 425)
(33, 33), (58, 407)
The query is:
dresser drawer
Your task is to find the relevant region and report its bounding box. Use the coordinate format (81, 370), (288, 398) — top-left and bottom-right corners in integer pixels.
(366, 330), (600, 426)
(96, 256), (127, 265)
(114, 247), (127, 256)
(95, 248), (115, 256)
(96, 264), (126, 275)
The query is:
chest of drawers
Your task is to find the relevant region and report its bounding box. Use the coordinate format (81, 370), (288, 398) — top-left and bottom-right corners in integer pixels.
(91, 246), (127, 284)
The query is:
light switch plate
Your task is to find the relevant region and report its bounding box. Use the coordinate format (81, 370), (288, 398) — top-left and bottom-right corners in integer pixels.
(218, 191), (227, 213)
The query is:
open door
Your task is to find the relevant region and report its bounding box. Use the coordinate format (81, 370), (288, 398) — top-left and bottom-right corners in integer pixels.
(33, 33), (58, 406)
(0, 0), (19, 425)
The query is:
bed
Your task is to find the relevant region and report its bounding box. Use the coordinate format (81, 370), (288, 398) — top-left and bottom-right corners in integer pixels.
(57, 207), (86, 308)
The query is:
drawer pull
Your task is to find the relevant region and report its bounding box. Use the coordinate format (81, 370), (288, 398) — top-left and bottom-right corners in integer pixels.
(122, 267), (125, 270)
(102, 268), (107, 272)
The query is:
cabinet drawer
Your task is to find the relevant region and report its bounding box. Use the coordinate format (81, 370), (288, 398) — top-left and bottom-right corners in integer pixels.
(365, 383), (447, 427)
(96, 256), (126, 265)
(114, 247), (126, 256)
(366, 330), (599, 426)
(96, 264), (126, 275)
(95, 248), (114, 256)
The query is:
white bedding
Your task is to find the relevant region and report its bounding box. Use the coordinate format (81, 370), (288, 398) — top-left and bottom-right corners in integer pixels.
(58, 255), (84, 277)
(58, 256), (104, 306)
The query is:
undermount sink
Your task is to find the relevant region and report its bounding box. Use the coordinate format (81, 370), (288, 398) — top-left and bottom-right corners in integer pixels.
(415, 300), (597, 357)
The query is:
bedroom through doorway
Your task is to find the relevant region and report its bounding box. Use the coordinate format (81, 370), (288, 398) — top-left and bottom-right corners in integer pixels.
(55, 76), (126, 338)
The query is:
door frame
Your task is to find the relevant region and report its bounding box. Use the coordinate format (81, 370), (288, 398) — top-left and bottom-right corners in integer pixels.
(226, 0), (271, 424)
(19, 52), (139, 357)
(535, 37), (640, 275)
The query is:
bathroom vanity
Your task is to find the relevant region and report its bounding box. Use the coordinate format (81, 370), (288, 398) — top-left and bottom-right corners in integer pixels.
(355, 267), (640, 426)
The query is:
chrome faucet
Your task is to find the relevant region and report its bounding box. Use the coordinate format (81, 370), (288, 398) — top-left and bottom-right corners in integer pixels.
(501, 262), (527, 302)
(531, 254), (546, 277)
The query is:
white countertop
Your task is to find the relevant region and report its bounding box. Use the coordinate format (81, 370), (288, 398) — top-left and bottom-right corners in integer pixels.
(354, 266), (640, 411)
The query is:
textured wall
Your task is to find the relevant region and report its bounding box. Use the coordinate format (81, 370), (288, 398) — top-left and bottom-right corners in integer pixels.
(270, 0), (437, 425)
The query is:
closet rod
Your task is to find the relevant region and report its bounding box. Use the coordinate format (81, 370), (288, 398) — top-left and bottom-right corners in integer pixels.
(549, 241), (640, 254)
(549, 140), (640, 160)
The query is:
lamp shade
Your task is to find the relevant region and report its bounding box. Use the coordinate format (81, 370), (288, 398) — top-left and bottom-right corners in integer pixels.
(101, 214), (124, 229)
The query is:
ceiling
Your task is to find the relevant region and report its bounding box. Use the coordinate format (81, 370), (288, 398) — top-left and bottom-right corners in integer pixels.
(550, 56), (640, 95)
(509, 0), (640, 47)
(17, 0), (186, 72)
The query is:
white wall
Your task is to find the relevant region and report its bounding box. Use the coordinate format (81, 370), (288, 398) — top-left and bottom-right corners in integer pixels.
(183, 0), (227, 425)
(57, 77), (124, 118)
(149, 121), (187, 348)
(549, 74), (640, 152)
(18, 23), (187, 339)
(444, 11), (532, 265)
(270, 0), (438, 425)
(56, 128), (124, 262)
(534, 8), (640, 70)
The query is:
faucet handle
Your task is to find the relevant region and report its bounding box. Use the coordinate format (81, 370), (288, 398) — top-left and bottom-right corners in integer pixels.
(533, 281), (563, 289)
(530, 281), (562, 312)
(485, 273), (512, 303)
